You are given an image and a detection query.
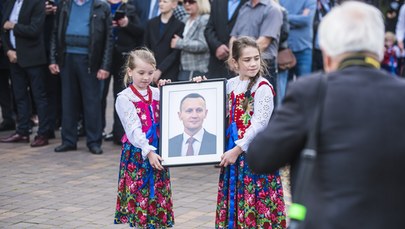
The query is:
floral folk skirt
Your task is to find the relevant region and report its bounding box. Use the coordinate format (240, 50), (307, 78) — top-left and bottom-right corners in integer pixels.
(114, 143), (174, 228)
(215, 153), (286, 229)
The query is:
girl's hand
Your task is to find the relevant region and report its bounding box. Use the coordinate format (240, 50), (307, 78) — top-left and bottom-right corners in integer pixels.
(192, 75), (207, 83)
(147, 151), (164, 170)
(219, 146), (243, 167)
(157, 79), (171, 88)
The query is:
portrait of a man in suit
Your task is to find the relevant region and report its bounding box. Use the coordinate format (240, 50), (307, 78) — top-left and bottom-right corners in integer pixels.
(168, 93), (216, 157)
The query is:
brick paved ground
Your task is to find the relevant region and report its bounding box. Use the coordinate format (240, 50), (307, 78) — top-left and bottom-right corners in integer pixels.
(0, 84), (290, 229)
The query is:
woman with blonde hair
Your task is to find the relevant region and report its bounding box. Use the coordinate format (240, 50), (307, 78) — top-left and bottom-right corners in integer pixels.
(171, 0), (211, 81)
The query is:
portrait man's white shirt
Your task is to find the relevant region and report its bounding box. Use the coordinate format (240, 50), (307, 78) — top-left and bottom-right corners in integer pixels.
(180, 128), (204, 156)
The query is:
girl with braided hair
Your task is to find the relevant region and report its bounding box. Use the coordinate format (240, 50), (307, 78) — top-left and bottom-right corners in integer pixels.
(216, 36), (286, 228)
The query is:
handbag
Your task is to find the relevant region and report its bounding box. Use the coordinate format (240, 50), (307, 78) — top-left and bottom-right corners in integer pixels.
(277, 48), (297, 70)
(288, 74), (328, 229)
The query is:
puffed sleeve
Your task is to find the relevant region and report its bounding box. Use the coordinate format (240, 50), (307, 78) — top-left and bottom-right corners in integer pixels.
(235, 84), (274, 152)
(115, 95), (156, 159)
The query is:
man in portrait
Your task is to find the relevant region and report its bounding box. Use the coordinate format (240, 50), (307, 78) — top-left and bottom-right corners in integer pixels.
(168, 93), (216, 157)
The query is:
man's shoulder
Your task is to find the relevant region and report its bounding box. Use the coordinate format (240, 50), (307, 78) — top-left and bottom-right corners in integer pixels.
(203, 129), (216, 140)
(169, 134), (183, 143)
(288, 72), (326, 91)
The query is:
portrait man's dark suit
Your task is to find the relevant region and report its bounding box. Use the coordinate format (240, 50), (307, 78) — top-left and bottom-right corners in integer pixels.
(168, 130), (216, 157)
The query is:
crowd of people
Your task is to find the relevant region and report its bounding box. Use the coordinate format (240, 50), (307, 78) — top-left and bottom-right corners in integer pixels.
(0, 0), (404, 228)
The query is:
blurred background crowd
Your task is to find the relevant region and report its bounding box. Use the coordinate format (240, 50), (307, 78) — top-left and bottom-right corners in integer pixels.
(0, 0), (402, 153)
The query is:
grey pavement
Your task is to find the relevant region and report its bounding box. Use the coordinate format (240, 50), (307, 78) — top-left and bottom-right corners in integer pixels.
(0, 83), (290, 228)
(0, 137), (220, 229)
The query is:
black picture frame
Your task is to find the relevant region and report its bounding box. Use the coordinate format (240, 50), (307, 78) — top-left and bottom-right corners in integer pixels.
(159, 79), (226, 167)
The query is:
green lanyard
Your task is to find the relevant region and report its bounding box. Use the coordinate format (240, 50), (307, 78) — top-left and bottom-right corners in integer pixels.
(338, 55), (381, 70)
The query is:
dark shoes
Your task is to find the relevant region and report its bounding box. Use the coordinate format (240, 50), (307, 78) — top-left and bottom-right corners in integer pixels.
(54, 144), (77, 153)
(30, 135), (49, 147)
(89, 146), (103, 155)
(0, 121), (15, 131)
(0, 133), (29, 143)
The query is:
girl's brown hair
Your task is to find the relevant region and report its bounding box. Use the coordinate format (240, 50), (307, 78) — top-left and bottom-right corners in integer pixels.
(123, 48), (156, 87)
(229, 36), (268, 111)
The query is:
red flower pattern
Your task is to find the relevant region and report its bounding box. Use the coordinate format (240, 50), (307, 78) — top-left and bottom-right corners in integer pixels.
(114, 97), (173, 228)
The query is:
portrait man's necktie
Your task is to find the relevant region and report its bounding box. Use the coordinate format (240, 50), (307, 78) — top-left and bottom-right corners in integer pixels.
(186, 137), (195, 156)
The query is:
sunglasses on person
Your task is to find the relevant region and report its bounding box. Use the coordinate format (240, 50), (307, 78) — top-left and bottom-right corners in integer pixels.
(183, 0), (196, 4)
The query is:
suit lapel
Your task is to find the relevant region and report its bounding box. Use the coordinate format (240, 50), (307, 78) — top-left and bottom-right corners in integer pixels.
(17, 0), (27, 22)
(3, 0), (15, 24)
(157, 15), (174, 44)
(150, 17), (160, 45)
(184, 16), (199, 38)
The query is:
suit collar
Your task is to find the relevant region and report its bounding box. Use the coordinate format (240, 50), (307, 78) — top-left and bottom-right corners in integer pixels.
(154, 15), (177, 43)
(182, 128), (205, 144)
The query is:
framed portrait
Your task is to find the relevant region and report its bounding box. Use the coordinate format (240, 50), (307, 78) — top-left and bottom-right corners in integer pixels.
(159, 79), (226, 167)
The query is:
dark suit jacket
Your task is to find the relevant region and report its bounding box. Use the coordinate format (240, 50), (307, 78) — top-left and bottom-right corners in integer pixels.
(204, 0), (246, 79)
(168, 129), (216, 157)
(0, 0), (10, 69)
(247, 66), (405, 229)
(1, 0), (46, 68)
(144, 15), (184, 81)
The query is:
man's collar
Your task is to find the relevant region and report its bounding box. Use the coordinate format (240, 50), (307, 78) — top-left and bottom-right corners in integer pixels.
(183, 128), (204, 143)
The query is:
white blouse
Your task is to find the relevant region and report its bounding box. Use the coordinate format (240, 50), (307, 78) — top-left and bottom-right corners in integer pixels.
(226, 76), (274, 152)
(115, 86), (160, 159)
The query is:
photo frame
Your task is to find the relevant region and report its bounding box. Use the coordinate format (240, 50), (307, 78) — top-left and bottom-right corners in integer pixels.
(159, 79), (226, 167)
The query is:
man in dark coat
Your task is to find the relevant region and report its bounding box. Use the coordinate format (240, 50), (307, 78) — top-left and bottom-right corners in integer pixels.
(204, 0), (246, 79)
(247, 2), (405, 229)
(49, 0), (113, 154)
(0, 0), (51, 147)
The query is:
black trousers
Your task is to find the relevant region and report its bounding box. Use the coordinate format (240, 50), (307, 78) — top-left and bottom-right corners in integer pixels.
(9, 63), (49, 136)
(0, 68), (14, 123)
(60, 53), (102, 148)
(101, 50), (125, 142)
(45, 68), (61, 133)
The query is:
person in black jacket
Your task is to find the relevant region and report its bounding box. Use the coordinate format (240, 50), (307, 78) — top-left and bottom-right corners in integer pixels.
(49, 0), (113, 154)
(204, 0), (246, 79)
(143, 0), (184, 82)
(248, 2), (405, 228)
(0, 0), (51, 147)
(101, 0), (144, 144)
(0, 0), (15, 132)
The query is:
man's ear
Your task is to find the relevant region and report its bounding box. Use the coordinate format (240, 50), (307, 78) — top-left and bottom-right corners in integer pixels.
(322, 50), (333, 73)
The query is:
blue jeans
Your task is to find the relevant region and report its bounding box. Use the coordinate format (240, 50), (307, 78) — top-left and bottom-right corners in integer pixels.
(277, 69), (288, 105)
(291, 48), (313, 78)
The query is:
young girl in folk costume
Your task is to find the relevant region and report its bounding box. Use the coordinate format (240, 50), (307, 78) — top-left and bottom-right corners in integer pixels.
(216, 36), (286, 228)
(114, 49), (174, 228)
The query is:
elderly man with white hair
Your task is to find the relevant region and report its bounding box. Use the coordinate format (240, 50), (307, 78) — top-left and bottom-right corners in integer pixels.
(247, 1), (405, 229)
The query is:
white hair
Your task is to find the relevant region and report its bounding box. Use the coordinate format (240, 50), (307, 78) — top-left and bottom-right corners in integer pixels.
(318, 1), (385, 60)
